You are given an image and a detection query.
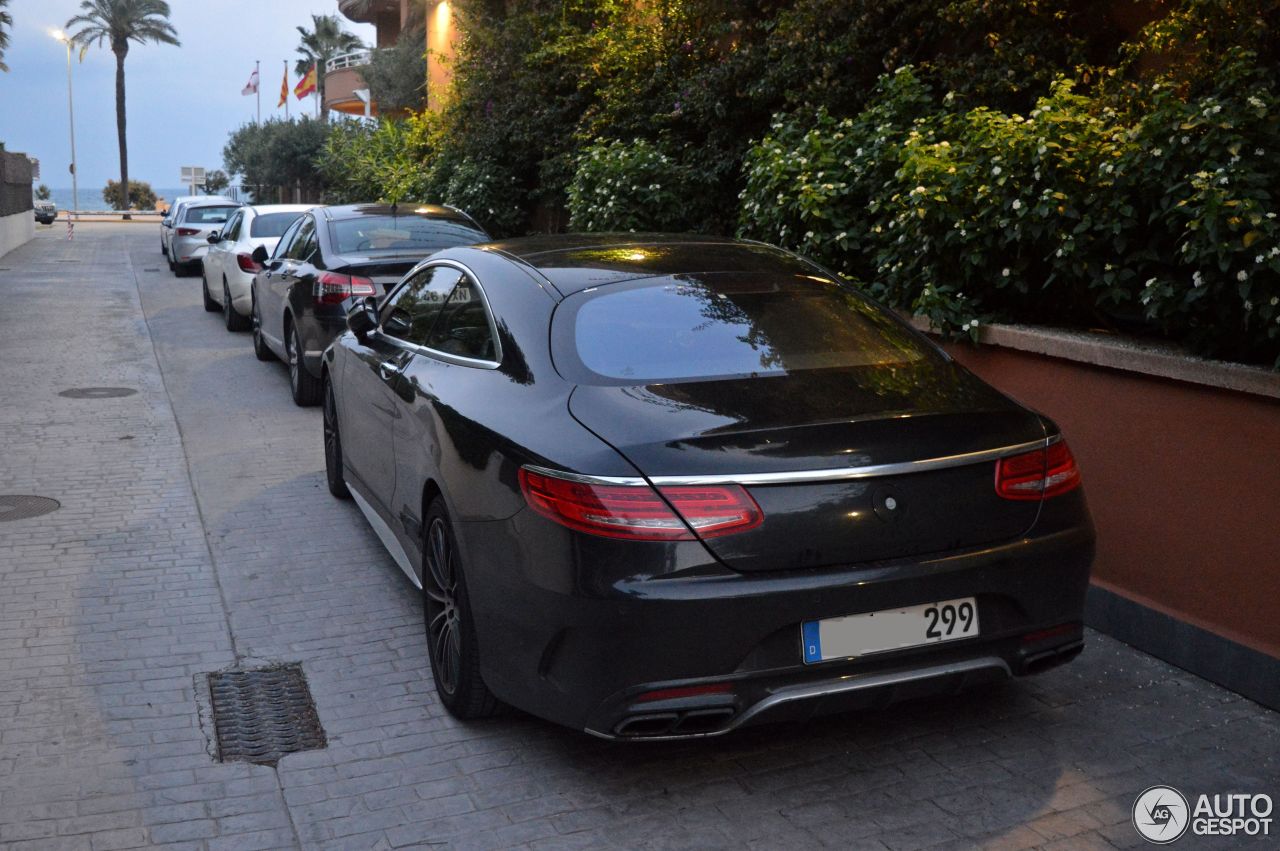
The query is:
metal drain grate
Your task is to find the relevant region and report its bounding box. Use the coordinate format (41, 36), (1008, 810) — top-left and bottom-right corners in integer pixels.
(207, 664), (326, 766)
(58, 387), (137, 399)
(0, 495), (61, 522)
(142, 267), (160, 272)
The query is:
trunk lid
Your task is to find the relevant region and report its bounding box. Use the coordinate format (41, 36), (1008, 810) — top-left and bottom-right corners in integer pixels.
(568, 362), (1046, 572)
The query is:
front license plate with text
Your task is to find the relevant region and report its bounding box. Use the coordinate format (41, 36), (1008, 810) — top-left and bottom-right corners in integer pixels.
(802, 597), (979, 664)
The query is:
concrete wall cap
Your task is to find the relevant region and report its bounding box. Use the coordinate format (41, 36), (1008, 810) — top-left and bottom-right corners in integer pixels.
(909, 316), (1280, 401)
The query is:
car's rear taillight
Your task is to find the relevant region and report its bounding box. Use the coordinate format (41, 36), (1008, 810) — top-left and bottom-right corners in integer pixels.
(314, 272), (376, 305)
(236, 253), (261, 273)
(176, 227), (200, 236)
(518, 467), (763, 541)
(995, 439), (1081, 500)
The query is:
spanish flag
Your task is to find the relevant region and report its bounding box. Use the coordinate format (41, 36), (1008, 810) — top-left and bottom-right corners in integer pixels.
(278, 65), (289, 107)
(294, 64), (318, 100)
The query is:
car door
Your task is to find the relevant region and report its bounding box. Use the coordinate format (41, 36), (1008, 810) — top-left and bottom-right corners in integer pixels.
(257, 215), (307, 352)
(342, 265), (461, 532)
(387, 264), (502, 567)
(206, 209), (242, 294)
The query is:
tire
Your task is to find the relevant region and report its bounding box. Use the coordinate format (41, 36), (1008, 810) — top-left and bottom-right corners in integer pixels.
(287, 322), (322, 407)
(322, 377), (351, 500)
(421, 499), (500, 719)
(251, 295), (277, 362)
(223, 280), (249, 331)
(161, 240), (167, 257)
(168, 257), (176, 272)
(201, 273), (219, 312)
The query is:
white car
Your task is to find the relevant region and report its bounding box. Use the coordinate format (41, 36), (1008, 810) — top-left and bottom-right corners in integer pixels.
(201, 204), (312, 331)
(161, 195), (231, 258)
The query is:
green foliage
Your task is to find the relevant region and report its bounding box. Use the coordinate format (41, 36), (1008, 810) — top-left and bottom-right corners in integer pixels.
(202, 169), (229, 194)
(362, 25), (427, 114)
(103, 179), (156, 210)
(35, 184), (51, 200)
(567, 139), (697, 232)
(223, 118), (331, 200)
(318, 116), (435, 205)
(0, 0), (11, 73)
(740, 56), (1280, 365)
(440, 156), (523, 237)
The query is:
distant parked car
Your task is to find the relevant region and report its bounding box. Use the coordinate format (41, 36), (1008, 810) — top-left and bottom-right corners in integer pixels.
(201, 204), (311, 331)
(322, 234), (1095, 739)
(168, 200), (241, 277)
(33, 199), (57, 225)
(161, 195), (231, 258)
(250, 203), (488, 406)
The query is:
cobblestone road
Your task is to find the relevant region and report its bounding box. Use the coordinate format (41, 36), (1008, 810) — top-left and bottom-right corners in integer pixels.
(1, 225), (1277, 850)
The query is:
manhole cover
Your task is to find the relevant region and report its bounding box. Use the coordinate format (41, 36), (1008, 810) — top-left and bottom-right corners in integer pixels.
(143, 267), (160, 272)
(0, 495), (61, 522)
(207, 664), (326, 766)
(58, 387), (137, 399)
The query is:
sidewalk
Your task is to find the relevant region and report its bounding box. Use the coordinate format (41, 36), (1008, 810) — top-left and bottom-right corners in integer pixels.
(1, 223), (1277, 850)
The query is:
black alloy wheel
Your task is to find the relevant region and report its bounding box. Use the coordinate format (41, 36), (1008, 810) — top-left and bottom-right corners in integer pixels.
(322, 379), (351, 500)
(421, 500), (499, 719)
(251, 295), (276, 362)
(223, 281), (249, 332)
(287, 324), (322, 406)
(201, 273), (218, 312)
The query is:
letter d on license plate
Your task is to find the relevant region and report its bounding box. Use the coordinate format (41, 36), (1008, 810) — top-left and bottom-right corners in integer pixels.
(802, 597), (979, 664)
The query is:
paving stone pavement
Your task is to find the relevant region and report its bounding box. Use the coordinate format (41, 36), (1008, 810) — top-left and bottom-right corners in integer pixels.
(1, 224), (1277, 850)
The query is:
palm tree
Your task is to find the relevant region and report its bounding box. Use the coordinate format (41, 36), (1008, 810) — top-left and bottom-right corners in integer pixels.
(294, 14), (363, 119)
(0, 0), (13, 73)
(65, 1), (179, 217)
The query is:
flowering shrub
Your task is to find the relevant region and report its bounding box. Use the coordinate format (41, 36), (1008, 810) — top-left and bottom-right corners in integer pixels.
(739, 59), (1280, 365)
(566, 139), (698, 232)
(440, 156), (525, 238)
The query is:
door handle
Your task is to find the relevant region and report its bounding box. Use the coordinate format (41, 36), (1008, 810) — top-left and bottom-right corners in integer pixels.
(378, 360), (404, 381)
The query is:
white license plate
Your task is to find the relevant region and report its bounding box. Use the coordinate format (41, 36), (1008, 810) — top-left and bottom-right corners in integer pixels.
(802, 597), (979, 664)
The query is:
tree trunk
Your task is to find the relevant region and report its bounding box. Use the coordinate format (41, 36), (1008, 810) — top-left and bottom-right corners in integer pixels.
(114, 46), (130, 220)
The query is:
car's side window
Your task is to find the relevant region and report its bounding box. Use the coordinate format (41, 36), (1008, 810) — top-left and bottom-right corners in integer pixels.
(222, 211), (242, 242)
(288, 217), (318, 262)
(273, 218), (304, 260)
(379, 266), (463, 346)
(426, 274), (499, 363)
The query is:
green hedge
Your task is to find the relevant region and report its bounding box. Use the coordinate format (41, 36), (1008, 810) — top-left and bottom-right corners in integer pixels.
(738, 58), (1280, 366)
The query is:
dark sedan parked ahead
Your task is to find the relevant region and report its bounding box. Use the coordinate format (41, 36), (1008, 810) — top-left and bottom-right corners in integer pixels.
(251, 203), (489, 405)
(322, 235), (1095, 739)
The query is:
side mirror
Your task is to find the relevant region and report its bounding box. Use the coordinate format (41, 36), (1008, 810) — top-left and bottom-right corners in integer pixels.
(251, 245), (269, 264)
(346, 296), (378, 340)
(206, 231), (220, 244)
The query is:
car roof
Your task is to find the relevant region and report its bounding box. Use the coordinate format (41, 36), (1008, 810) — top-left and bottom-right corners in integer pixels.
(246, 204), (313, 215)
(477, 234), (823, 295)
(317, 203), (479, 225)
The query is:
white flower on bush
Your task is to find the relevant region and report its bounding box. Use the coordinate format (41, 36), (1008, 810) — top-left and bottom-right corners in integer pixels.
(1152, 148), (1163, 157)
(1182, 136), (1190, 144)
(1248, 96), (1266, 109)
(1245, 300), (1253, 311)
(1011, 200), (1022, 211)
(1258, 255), (1266, 264)
(1257, 148), (1266, 156)
(1272, 297), (1279, 306)
(1145, 277), (1157, 288)
(1237, 270), (1249, 281)
(1193, 271), (1204, 287)
(991, 166), (1002, 176)
(1001, 268), (1010, 277)
(835, 231), (847, 241)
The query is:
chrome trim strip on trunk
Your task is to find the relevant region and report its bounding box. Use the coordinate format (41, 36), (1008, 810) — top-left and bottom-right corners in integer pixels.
(527, 436), (1053, 488)
(583, 656), (1012, 741)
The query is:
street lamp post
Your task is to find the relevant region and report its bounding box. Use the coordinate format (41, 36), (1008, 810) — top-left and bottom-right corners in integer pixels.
(50, 30), (79, 219)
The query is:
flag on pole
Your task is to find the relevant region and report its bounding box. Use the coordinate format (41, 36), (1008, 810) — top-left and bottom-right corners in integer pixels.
(294, 64), (318, 100)
(241, 67), (259, 96)
(278, 65), (290, 107)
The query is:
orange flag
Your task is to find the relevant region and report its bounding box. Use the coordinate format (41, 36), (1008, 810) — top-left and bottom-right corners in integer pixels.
(294, 65), (317, 100)
(277, 65), (289, 107)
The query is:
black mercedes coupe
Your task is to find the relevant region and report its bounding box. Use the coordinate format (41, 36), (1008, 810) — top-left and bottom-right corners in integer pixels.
(321, 234), (1095, 739)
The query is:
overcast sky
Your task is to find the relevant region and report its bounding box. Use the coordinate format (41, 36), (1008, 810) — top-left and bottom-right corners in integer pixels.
(0, 0), (375, 191)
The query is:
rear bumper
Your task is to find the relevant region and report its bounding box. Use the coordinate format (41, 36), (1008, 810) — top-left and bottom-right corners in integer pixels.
(172, 238), (210, 263)
(458, 509), (1095, 738)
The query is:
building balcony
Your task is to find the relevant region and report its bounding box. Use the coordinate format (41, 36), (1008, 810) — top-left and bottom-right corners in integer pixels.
(324, 50), (376, 116)
(338, 0), (405, 48)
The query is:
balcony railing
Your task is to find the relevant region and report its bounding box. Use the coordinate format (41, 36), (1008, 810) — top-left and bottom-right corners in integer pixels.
(326, 50), (372, 73)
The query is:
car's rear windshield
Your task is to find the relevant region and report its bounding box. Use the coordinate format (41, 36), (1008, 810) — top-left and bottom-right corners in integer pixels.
(183, 205), (238, 224)
(553, 273), (932, 385)
(328, 215), (487, 255)
(251, 211), (304, 238)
